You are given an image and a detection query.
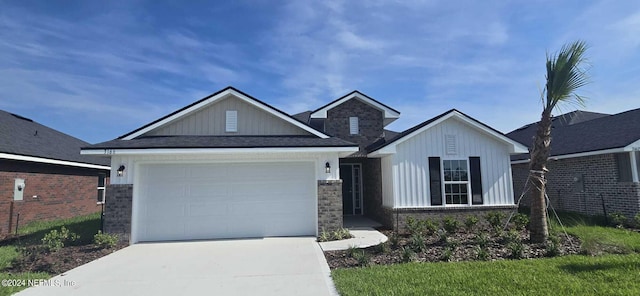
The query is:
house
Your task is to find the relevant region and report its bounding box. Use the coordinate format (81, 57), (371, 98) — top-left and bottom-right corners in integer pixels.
(81, 87), (527, 243)
(507, 109), (640, 220)
(0, 110), (111, 234)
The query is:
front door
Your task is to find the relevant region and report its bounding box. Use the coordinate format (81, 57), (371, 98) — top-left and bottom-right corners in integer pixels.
(340, 164), (362, 215)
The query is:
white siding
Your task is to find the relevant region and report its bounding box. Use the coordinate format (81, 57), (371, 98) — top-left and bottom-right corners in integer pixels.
(144, 96), (310, 136)
(389, 117), (514, 208)
(381, 156), (394, 207)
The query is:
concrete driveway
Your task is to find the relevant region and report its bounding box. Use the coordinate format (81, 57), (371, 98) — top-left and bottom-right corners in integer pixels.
(16, 237), (337, 296)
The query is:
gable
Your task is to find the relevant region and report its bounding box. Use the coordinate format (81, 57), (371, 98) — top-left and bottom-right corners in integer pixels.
(143, 95), (312, 137)
(310, 91), (400, 126)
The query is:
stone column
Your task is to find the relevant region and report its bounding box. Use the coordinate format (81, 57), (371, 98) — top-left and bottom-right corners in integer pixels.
(317, 180), (343, 234)
(104, 184), (133, 243)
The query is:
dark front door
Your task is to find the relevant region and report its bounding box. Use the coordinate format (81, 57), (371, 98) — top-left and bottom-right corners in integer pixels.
(340, 164), (362, 215)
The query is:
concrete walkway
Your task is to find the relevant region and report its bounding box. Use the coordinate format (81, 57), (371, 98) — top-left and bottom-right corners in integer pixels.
(319, 216), (388, 251)
(16, 237), (337, 296)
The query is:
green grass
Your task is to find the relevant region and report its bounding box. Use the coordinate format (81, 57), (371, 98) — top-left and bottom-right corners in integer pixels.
(0, 212), (101, 296)
(333, 254), (640, 296)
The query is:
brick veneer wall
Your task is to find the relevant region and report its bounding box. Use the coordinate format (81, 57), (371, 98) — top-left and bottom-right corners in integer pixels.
(380, 206), (517, 233)
(512, 153), (640, 220)
(325, 98), (384, 151)
(317, 180), (343, 233)
(104, 184), (133, 242)
(0, 171), (101, 234)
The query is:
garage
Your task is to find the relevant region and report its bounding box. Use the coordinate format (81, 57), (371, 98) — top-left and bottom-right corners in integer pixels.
(135, 161), (316, 242)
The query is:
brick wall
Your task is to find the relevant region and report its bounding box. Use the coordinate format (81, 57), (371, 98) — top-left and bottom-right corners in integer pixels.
(380, 206), (517, 232)
(0, 171), (101, 234)
(317, 180), (343, 233)
(512, 153), (640, 220)
(103, 184), (133, 242)
(325, 98), (384, 150)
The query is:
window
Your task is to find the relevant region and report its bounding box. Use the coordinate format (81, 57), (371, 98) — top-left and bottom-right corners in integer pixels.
(349, 117), (359, 135)
(97, 174), (106, 204)
(226, 110), (238, 132)
(443, 159), (469, 205)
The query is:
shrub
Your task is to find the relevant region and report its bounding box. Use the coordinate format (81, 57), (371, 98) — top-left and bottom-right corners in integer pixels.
(475, 246), (489, 261)
(507, 241), (525, 259)
(464, 215), (479, 232)
(347, 245), (359, 258)
(375, 241), (391, 254)
(332, 228), (351, 240)
(502, 230), (521, 244)
(389, 233), (400, 248)
(41, 226), (79, 252)
(93, 231), (118, 249)
(485, 211), (506, 231)
(317, 229), (331, 242)
(422, 218), (438, 235)
(442, 216), (460, 234)
(401, 247), (416, 263)
(610, 212), (627, 228)
(441, 248), (453, 262)
(513, 213), (530, 230)
(475, 232), (490, 249)
(353, 251), (370, 267)
(409, 234), (426, 252)
(446, 239), (459, 251)
(405, 217), (423, 236)
(437, 229), (449, 244)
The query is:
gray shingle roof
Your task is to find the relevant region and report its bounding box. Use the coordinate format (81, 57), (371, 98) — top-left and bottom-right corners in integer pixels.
(507, 108), (640, 161)
(0, 110), (109, 166)
(85, 135), (357, 150)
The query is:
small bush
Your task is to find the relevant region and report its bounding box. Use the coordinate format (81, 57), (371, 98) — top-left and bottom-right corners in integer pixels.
(442, 216), (460, 234)
(422, 218), (438, 235)
(446, 239), (459, 251)
(353, 251), (370, 267)
(485, 211), (506, 231)
(610, 212), (627, 228)
(401, 247), (416, 263)
(41, 226), (79, 252)
(475, 246), (489, 261)
(441, 248), (453, 262)
(375, 241), (391, 254)
(389, 233), (399, 248)
(347, 245), (359, 258)
(437, 229), (449, 244)
(475, 232), (490, 249)
(93, 231), (118, 249)
(502, 230), (521, 244)
(545, 241), (560, 257)
(405, 217), (424, 236)
(464, 216), (479, 232)
(513, 213), (530, 230)
(332, 228), (351, 240)
(317, 229), (331, 242)
(507, 241), (525, 259)
(409, 234), (426, 252)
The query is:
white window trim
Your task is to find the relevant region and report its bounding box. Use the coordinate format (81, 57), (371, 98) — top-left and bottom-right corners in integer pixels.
(631, 151), (639, 183)
(97, 175), (106, 204)
(226, 110), (238, 133)
(441, 159), (471, 206)
(349, 117), (359, 135)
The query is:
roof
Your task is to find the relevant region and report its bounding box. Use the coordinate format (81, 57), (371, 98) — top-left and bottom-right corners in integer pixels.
(0, 109), (110, 167)
(367, 109), (528, 156)
(309, 91), (400, 126)
(119, 86), (329, 140)
(84, 135), (357, 150)
(508, 108), (640, 161)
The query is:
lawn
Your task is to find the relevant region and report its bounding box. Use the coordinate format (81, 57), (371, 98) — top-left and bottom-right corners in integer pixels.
(0, 212), (102, 296)
(332, 212), (640, 296)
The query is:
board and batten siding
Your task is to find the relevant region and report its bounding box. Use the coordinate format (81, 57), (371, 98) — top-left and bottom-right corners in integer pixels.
(144, 96), (310, 136)
(382, 117), (515, 208)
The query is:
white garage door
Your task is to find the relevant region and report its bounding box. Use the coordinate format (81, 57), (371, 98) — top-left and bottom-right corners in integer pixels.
(136, 162), (316, 242)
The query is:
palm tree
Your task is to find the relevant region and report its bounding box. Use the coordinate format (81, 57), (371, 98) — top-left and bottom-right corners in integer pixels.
(529, 40), (590, 243)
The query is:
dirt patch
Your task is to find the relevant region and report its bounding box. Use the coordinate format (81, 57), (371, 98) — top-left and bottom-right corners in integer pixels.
(8, 243), (127, 275)
(324, 228), (582, 269)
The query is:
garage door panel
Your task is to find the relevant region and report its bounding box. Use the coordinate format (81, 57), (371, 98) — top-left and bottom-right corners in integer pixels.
(137, 162), (316, 242)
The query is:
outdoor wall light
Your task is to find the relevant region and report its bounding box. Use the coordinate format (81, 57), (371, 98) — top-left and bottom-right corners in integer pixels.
(325, 162), (331, 174)
(117, 165), (126, 177)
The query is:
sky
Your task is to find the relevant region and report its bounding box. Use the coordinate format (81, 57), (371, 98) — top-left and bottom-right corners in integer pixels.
(1, 0), (639, 144)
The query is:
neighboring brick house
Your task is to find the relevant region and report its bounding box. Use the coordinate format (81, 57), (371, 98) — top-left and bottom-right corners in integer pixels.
(0, 110), (110, 234)
(82, 87), (527, 244)
(507, 109), (640, 220)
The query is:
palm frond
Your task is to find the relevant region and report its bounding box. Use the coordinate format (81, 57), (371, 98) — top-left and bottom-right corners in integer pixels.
(543, 40), (591, 111)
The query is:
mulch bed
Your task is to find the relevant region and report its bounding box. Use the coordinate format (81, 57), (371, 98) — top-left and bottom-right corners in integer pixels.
(7, 243), (127, 275)
(324, 228), (582, 269)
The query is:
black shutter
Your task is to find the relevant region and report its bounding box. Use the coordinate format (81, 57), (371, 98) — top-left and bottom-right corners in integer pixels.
(616, 153), (632, 182)
(428, 157), (442, 206)
(470, 157), (483, 205)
